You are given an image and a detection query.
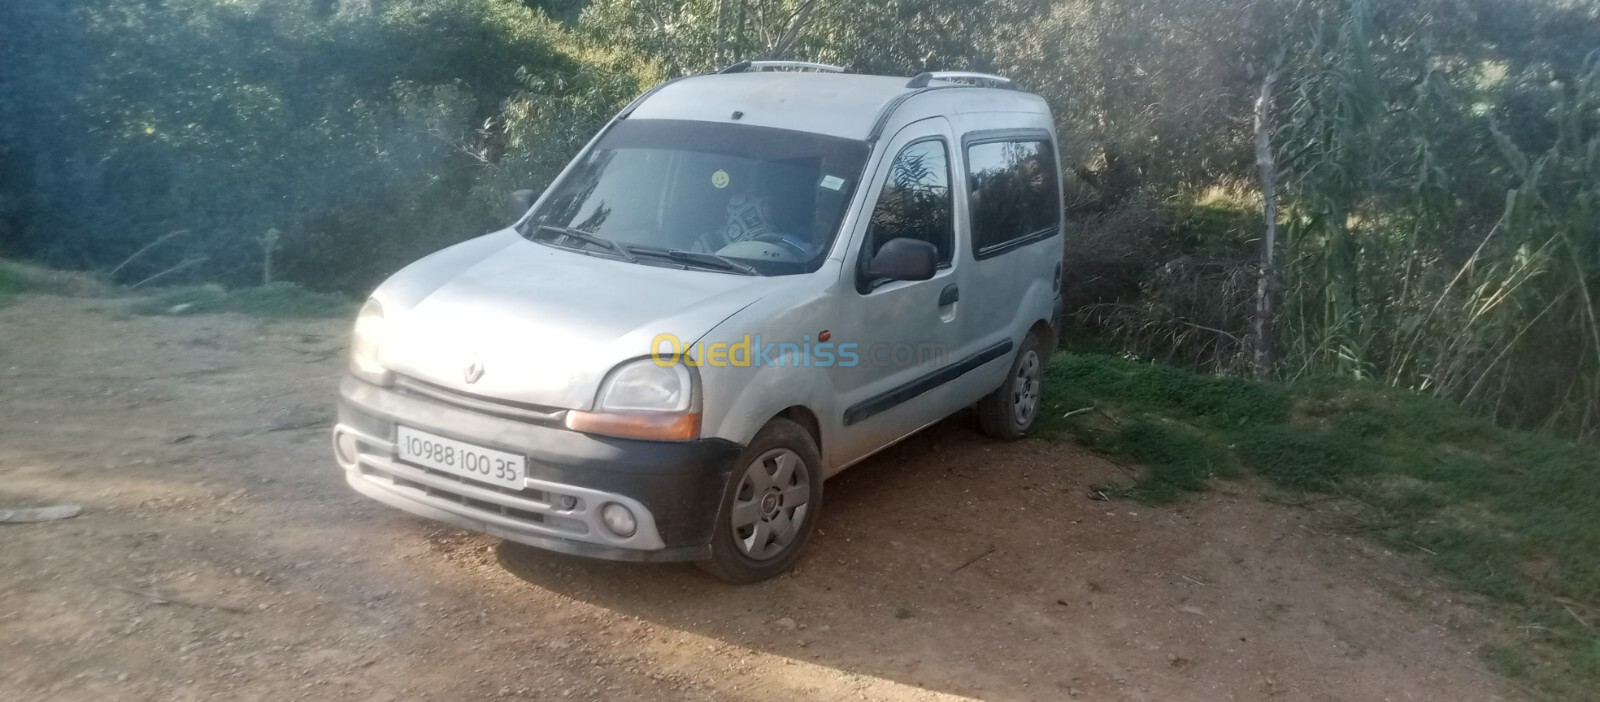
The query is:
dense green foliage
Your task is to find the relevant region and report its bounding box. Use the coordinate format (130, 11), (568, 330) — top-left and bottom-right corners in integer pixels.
(1041, 352), (1600, 697)
(1, 0), (1595, 435)
(0, 0), (654, 291)
(1070, 1), (1600, 438)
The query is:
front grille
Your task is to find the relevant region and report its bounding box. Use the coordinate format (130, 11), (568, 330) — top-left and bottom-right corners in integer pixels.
(392, 375), (566, 425)
(406, 459), (552, 501)
(356, 455), (588, 536)
(387, 470), (552, 525)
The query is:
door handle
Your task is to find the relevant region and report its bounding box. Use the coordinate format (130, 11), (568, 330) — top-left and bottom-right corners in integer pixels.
(938, 284), (960, 306)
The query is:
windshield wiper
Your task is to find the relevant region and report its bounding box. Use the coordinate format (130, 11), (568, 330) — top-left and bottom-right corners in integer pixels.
(627, 245), (759, 276)
(533, 224), (636, 263)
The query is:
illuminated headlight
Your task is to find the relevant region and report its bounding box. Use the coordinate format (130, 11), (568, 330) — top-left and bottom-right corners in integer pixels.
(600, 503), (637, 537)
(349, 299), (391, 385)
(565, 358), (700, 441)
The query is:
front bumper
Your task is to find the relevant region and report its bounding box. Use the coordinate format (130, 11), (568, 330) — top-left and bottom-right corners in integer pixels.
(333, 375), (740, 562)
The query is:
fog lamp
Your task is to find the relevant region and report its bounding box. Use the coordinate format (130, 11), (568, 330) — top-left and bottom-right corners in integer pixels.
(334, 432), (360, 467)
(600, 503), (637, 537)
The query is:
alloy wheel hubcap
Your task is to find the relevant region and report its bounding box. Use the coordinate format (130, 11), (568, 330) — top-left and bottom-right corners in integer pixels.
(1011, 350), (1041, 426)
(730, 448), (810, 561)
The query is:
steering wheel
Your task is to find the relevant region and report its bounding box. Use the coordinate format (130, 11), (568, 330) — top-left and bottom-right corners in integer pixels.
(747, 232), (810, 258)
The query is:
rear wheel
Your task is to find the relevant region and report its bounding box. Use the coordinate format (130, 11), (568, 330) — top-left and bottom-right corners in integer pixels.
(977, 332), (1044, 440)
(697, 418), (823, 583)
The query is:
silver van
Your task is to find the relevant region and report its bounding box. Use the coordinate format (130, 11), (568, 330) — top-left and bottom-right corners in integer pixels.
(333, 62), (1064, 582)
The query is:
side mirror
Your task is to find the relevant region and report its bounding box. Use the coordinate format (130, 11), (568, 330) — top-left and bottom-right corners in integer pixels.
(863, 238), (938, 285)
(506, 189), (537, 225)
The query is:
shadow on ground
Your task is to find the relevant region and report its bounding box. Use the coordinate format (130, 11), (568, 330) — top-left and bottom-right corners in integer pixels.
(501, 418), (1073, 698)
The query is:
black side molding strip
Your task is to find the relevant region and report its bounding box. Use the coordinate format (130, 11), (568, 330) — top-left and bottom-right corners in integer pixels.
(842, 339), (1014, 427)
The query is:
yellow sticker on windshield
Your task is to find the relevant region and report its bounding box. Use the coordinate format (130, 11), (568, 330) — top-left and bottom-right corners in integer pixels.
(711, 169), (730, 189)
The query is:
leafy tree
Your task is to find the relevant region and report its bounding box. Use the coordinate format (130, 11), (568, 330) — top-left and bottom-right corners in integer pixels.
(0, 0), (1596, 436)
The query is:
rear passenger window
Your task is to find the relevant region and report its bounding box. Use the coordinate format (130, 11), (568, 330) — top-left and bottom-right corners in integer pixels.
(965, 139), (1059, 257)
(863, 140), (953, 265)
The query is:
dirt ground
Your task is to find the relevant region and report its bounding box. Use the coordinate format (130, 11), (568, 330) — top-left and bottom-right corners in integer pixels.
(0, 295), (1518, 701)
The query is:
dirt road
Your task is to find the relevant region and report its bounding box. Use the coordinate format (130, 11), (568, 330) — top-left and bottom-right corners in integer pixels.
(0, 296), (1514, 701)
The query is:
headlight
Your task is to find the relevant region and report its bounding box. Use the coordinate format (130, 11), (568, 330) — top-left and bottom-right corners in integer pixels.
(349, 299), (391, 385)
(565, 358), (699, 441)
(597, 359), (692, 412)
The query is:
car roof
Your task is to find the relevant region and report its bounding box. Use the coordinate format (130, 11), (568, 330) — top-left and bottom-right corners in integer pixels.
(627, 72), (1050, 141)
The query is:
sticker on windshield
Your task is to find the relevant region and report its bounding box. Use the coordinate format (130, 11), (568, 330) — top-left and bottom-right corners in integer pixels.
(711, 169), (730, 189)
(819, 175), (845, 191)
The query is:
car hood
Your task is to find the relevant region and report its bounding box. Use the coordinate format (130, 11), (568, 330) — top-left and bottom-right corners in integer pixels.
(372, 230), (782, 410)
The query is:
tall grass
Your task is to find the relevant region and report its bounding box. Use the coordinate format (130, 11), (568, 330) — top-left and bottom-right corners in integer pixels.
(1077, 2), (1600, 440)
(1278, 23), (1600, 438)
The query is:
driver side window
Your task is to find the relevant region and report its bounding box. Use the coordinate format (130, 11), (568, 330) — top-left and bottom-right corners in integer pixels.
(862, 139), (953, 265)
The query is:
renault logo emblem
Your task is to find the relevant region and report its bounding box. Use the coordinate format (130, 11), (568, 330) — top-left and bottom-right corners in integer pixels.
(464, 358), (485, 384)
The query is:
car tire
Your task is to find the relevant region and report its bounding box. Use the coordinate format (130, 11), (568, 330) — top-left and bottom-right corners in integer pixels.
(697, 418), (824, 583)
(977, 332), (1045, 440)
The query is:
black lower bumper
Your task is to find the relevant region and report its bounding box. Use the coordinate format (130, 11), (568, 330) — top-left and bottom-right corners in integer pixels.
(335, 376), (741, 562)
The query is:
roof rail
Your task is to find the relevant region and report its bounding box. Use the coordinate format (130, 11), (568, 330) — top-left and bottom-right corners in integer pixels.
(719, 60), (846, 74)
(906, 71), (1016, 90)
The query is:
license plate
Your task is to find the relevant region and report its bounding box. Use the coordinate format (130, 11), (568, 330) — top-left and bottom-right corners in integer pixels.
(396, 426), (525, 489)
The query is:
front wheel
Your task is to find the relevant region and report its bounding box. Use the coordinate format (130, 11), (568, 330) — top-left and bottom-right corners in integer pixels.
(697, 418), (823, 583)
(977, 333), (1044, 440)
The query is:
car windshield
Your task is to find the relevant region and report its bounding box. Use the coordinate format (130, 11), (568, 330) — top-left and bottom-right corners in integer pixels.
(524, 119), (870, 275)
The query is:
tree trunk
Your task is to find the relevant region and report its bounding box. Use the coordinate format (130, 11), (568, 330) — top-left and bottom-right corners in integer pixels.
(714, 0), (725, 66)
(762, 0), (816, 61)
(734, 0), (745, 62)
(1251, 44), (1289, 380)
